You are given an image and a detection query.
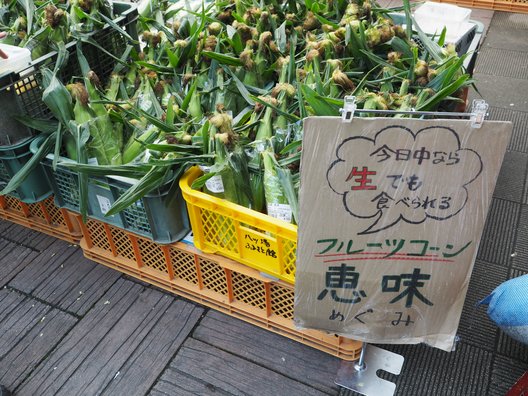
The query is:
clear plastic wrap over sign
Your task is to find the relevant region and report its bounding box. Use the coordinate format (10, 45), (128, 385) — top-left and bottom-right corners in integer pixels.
(294, 117), (512, 351)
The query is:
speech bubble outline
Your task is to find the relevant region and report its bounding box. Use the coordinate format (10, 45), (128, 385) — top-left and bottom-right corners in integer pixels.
(326, 125), (483, 235)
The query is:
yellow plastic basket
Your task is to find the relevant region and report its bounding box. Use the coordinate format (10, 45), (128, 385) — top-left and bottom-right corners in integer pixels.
(180, 166), (298, 284)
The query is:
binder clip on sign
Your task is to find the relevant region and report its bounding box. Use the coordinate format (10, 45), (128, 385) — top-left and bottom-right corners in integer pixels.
(340, 96), (357, 123)
(470, 99), (489, 129)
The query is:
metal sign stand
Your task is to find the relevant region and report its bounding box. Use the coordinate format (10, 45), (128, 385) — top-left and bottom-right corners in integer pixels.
(333, 97), (489, 396)
(335, 343), (405, 396)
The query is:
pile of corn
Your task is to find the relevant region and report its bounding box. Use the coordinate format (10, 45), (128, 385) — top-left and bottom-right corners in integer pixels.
(4, 0), (474, 223)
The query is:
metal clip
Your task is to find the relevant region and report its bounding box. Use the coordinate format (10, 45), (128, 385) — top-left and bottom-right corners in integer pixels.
(340, 96), (357, 123)
(470, 99), (488, 129)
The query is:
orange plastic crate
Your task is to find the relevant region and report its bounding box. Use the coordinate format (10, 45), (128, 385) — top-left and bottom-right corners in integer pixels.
(436, 0), (528, 13)
(75, 216), (362, 361)
(0, 195), (82, 243)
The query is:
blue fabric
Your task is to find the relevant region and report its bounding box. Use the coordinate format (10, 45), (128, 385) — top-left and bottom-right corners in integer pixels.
(480, 274), (528, 346)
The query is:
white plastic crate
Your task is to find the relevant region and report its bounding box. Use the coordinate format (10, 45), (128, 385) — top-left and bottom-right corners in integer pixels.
(414, 2), (471, 37)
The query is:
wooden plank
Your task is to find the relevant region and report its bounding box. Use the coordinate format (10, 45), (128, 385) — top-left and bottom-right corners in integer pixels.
(0, 219), (14, 234)
(18, 279), (202, 396)
(0, 235), (17, 253)
(103, 299), (203, 395)
(19, 247), (122, 316)
(151, 368), (233, 396)
(193, 310), (341, 394)
(8, 239), (77, 296)
(0, 242), (40, 288)
(0, 289), (48, 356)
(1, 222), (58, 251)
(0, 289), (77, 390)
(166, 338), (327, 396)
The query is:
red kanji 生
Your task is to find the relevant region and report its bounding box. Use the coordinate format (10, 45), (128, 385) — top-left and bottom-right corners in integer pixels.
(345, 166), (377, 190)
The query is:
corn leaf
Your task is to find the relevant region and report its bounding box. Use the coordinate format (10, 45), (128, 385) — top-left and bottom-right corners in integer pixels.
(297, 85), (307, 119)
(51, 41), (69, 74)
(314, 12), (339, 29)
(166, 47), (180, 68)
(191, 172), (216, 190)
(427, 55), (467, 91)
(98, 12), (139, 44)
(139, 18), (176, 41)
(403, 0), (413, 40)
(346, 24), (366, 63)
(68, 122), (90, 221)
(76, 35), (128, 66)
(278, 151), (301, 167)
(233, 120), (260, 133)
(0, 132), (55, 195)
(135, 61), (174, 73)
(280, 139), (302, 155)
(417, 75), (471, 111)
(41, 68), (73, 127)
(411, 17), (444, 63)
(17, 0), (34, 34)
(145, 143), (201, 153)
(202, 51), (243, 66)
(112, 45), (133, 75)
(277, 165), (299, 224)
(233, 106), (254, 126)
(315, 94), (344, 106)
(288, 33), (297, 84)
(222, 66), (255, 106)
(123, 106), (179, 133)
(105, 166), (168, 217)
(250, 95), (300, 122)
(359, 49), (399, 71)
(13, 117), (59, 134)
(301, 85), (339, 116)
(166, 96), (176, 124)
(226, 25), (243, 54)
(148, 154), (215, 166)
(61, 163), (154, 178)
(437, 27), (447, 47)
(390, 37), (414, 60)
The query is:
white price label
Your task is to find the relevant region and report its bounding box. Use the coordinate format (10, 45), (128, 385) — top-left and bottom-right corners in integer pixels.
(267, 203), (292, 223)
(205, 175), (224, 193)
(96, 195), (112, 215)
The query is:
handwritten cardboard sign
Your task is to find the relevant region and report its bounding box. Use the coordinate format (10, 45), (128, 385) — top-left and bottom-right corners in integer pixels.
(294, 117), (512, 351)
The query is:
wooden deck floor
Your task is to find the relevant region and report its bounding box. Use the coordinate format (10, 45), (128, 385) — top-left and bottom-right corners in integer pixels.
(0, 221), (347, 395)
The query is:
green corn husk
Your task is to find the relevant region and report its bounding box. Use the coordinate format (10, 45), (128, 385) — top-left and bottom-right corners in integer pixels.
(84, 72), (122, 165)
(41, 68), (74, 127)
(122, 124), (161, 164)
(262, 149), (292, 223)
(249, 168), (265, 212)
(226, 146), (252, 208)
(41, 69), (77, 160)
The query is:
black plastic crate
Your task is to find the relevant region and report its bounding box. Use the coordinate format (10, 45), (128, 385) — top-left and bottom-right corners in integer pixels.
(0, 1), (138, 146)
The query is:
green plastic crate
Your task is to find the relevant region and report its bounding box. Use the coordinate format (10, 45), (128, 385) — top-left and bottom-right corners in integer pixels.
(0, 137), (52, 203)
(32, 138), (190, 244)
